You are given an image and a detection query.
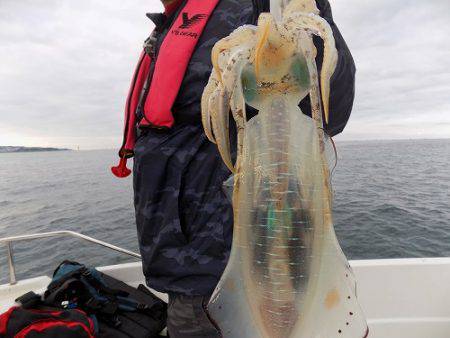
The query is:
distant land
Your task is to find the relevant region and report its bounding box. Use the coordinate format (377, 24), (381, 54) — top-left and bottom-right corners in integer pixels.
(0, 146), (71, 153)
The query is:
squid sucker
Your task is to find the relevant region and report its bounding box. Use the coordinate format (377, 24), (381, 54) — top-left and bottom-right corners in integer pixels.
(201, 1), (368, 337)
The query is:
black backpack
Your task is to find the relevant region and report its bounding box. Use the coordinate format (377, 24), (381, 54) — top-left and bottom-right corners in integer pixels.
(1, 261), (167, 338)
(45, 261), (167, 337)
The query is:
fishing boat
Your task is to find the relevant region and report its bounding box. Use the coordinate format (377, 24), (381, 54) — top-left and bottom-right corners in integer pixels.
(0, 231), (448, 338)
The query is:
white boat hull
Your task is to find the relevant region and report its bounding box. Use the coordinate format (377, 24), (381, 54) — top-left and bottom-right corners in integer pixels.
(1, 258), (449, 338)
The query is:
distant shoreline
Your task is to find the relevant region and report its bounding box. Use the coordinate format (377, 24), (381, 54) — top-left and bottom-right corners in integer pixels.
(1, 138), (448, 153)
(0, 146), (71, 154)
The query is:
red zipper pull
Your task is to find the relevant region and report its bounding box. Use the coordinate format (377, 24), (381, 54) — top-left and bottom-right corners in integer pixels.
(111, 157), (131, 178)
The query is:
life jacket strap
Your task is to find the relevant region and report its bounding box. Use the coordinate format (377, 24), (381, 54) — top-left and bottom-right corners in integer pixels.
(112, 50), (151, 178)
(140, 0), (220, 129)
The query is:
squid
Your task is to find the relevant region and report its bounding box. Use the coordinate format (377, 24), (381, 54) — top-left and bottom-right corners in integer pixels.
(201, 1), (368, 337)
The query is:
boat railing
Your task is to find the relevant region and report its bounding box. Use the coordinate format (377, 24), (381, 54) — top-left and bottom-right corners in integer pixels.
(0, 231), (141, 286)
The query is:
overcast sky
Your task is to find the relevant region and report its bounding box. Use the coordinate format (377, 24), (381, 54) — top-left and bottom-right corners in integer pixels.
(0, 0), (449, 149)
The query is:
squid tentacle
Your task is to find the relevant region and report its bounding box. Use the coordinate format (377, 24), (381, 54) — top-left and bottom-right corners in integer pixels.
(283, 12), (338, 124)
(207, 28), (257, 172)
(222, 48), (254, 171)
(201, 69), (220, 144)
(212, 26), (257, 84)
(214, 85), (234, 172)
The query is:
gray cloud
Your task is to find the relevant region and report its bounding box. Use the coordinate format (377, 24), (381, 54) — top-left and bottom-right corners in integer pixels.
(0, 0), (158, 149)
(0, 0), (449, 149)
(331, 0), (450, 140)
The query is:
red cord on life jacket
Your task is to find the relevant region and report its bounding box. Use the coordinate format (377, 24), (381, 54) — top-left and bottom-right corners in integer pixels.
(112, 0), (220, 178)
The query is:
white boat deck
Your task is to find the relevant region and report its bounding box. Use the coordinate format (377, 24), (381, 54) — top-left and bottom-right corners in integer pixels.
(1, 258), (449, 337)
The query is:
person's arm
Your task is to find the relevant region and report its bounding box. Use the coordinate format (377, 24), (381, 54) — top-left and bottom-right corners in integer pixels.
(299, 0), (356, 136)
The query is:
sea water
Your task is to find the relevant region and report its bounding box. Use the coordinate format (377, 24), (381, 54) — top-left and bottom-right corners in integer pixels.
(0, 139), (449, 284)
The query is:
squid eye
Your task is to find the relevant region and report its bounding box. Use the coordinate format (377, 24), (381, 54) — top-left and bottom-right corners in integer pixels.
(241, 66), (258, 104)
(291, 54), (310, 89)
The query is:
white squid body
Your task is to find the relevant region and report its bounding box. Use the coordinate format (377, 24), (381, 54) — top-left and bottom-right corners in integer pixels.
(202, 1), (368, 337)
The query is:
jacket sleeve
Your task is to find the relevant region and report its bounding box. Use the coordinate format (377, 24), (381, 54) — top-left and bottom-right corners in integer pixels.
(299, 0), (356, 136)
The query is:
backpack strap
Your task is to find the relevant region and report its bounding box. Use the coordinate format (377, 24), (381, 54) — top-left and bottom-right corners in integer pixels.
(81, 268), (129, 298)
(45, 278), (87, 307)
(15, 292), (42, 310)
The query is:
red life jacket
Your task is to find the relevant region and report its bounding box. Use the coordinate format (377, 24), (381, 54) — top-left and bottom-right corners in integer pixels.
(112, 0), (220, 178)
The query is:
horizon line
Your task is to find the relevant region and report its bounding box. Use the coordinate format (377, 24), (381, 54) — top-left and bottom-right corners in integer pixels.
(2, 137), (450, 151)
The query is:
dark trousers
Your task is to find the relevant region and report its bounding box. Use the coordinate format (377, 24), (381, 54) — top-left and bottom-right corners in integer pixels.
(167, 294), (221, 338)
